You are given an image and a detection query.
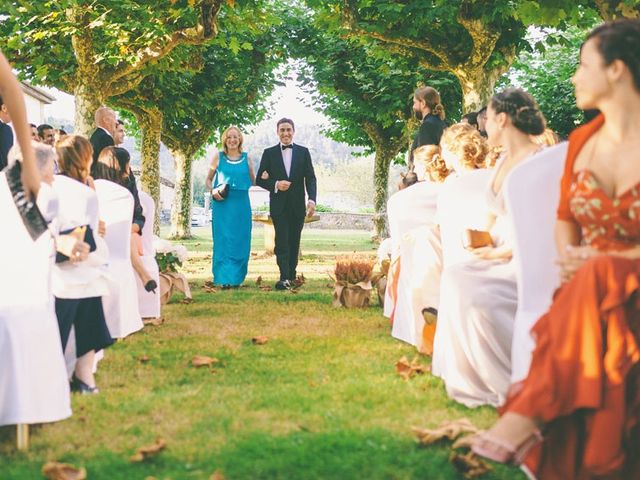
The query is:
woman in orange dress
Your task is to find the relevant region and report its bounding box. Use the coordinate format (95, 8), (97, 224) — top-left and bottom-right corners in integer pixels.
(472, 19), (640, 479)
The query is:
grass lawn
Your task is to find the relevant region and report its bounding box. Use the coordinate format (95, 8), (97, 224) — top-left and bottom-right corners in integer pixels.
(0, 227), (524, 479)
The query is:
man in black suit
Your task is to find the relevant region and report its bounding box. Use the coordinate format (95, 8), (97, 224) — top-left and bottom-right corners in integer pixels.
(89, 106), (116, 172)
(0, 95), (14, 171)
(256, 118), (317, 290)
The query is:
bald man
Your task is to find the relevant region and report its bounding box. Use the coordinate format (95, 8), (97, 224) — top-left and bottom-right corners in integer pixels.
(89, 106), (116, 172)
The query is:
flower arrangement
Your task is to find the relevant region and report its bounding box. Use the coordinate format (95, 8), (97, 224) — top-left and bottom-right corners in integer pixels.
(332, 255), (375, 308)
(154, 238), (188, 273)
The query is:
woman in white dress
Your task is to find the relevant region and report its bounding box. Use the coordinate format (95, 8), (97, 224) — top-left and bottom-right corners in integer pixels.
(432, 88), (547, 408)
(52, 135), (113, 394)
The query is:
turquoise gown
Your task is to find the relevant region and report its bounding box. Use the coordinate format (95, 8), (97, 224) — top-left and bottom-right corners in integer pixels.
(211, 152), (252, 286)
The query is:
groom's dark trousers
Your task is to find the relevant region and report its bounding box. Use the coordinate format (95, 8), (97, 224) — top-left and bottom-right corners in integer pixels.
(256, 143), (317, 282)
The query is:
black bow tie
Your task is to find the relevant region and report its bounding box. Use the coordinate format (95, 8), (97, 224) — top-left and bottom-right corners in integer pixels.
(281, 144), (293, 150)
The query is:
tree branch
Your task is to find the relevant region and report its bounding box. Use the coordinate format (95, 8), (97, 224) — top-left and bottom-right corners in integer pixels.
(341, 0), (452, 70)
(107, 0), (223, 84)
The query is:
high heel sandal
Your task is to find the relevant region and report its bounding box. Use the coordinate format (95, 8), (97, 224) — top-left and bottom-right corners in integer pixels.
(70, 374), (100, 395)
(144, 279), (158, 293)
(472, 428), (543, 465)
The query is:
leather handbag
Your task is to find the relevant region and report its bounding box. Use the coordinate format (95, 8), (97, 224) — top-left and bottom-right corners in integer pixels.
(463, 229), (493, 249)
(211, 183), (229, 201)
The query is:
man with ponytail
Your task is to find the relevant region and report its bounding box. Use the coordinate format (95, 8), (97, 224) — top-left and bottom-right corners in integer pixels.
(410, 86), (447, 165)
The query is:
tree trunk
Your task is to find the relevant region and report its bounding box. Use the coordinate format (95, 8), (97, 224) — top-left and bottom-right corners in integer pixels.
(73, 83), (104, 138)
(138, 109), (163, 235)
(454, 67), (498, 113)
(373, 147), (393, 239)
(169, 148), (193, 239)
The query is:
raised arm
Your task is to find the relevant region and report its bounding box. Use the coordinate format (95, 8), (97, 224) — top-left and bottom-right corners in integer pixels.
(205, 151), (220, 191)
(0, 50), (39, 197)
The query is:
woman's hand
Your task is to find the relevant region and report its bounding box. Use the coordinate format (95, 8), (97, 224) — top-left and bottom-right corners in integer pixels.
(261, 171), (269, 180)
(212, 189), (223, 201)
(98, 220), (106, 237)
(471, 245), (512, 261)
(557, 245), (599, 283)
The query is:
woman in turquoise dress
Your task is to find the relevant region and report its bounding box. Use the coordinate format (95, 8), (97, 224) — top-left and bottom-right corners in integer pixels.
(205, 126), (255, 287)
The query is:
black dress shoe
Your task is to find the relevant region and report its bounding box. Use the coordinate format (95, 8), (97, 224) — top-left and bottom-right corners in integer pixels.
(275, 280), (291, 291)
(70, 374), (99, 395)
(144, 279), (158, 293)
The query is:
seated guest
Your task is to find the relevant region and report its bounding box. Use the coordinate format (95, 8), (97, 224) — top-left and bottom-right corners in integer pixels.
(473, 19), (640, 479)
(531, 127), (560, 146)
(476, 106), (488, 138)
(52, 135), (113, 394)
(94, 146), (157, 293)
(432, 88), (547, 408)
(461, 112), (479, 130)
(388, 145), (452, 349)
(439, 123), (490, 176)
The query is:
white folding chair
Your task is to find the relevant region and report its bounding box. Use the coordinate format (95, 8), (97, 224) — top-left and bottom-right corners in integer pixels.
(504, 142), (568, 383)
(0, 173), (71, 447)
(95, 180), (143, 339)
(437, 169), (493, 268)
(135, 190), (161, 318)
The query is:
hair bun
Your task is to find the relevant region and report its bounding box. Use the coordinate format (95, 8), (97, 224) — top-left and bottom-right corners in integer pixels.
(513, 106), (545, 135)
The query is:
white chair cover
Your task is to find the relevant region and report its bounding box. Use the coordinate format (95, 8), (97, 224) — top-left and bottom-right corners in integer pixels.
(505, 142), (567, 383)
(95, 180), (143, 339)
(0, 172), (71, 426)
(437, 169), (493, 268)
(385, 182), (440, 321)
(135, 190), (161, 318)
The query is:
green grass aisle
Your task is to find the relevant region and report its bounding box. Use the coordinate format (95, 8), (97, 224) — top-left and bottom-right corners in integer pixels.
(0, 227), (524, 479)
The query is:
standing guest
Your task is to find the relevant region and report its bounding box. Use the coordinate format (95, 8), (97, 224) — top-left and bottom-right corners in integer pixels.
(0, 94), (13, 170)
(89, 106), (116, 169)
(410, 87), (447, 165)
(476, 106), (488, 137)
(205, 126), (255, 288)
(114, 119), (125, 146)
(52, 135), (113, 394)
(432, 88), (546, 408)
(37, 123), (55, 146)
(256, 118), (317, 290)
(30, 123), (39, 142)
(473, 19), (640, 479)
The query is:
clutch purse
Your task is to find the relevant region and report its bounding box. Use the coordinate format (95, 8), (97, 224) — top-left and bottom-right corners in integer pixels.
(463, 229), (493, 249)
(55, 225), (97, 263)
(211, 183), (229, 201)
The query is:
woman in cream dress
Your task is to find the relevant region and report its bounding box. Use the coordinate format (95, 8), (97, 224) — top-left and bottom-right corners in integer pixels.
(432, 88), (547, 408)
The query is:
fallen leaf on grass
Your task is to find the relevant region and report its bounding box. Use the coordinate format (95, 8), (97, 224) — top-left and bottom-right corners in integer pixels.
(195, 242), (201, 247)
(252, 336), (269, 345)
(210, 470), (225, 480)
(255, 275), (262, 286)
(138, 355), (150, 363)
(292, 273), (306, 288)
(452, 434), (477, 450)
(180, 297), (194, 304)
(450, 451), (492, 479)
(412, 419), (479, 446)
(259, 285), (272, 292)
(143, 317), (164, 326)
(395, 355), (430, 380)
(202, 285), (217, 293)
(42, 461), (87, 480)
(130, 437), (167, 462)
(192, 355), (220, 367)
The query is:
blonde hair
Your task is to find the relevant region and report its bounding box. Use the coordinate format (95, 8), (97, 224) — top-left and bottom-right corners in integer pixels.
(531, 128), (560, 147)
(413, 144), (449, 183)
(221, 126), (244, 154)
(440, 123), (489, 170)
(56, 135), (93, 182)
(414, 86), (445, 120)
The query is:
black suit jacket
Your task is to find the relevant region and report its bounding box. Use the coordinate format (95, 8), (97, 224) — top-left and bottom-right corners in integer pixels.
(256, 143), (317, 218)
(90, 127), (114, 165)
(0, 121), (14, 171)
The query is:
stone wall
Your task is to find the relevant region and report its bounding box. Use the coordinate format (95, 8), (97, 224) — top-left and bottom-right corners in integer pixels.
(304, 212), (373, 230)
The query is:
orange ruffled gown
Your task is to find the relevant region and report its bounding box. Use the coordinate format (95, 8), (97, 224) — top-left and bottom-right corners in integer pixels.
(502, 115), (640, 479)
